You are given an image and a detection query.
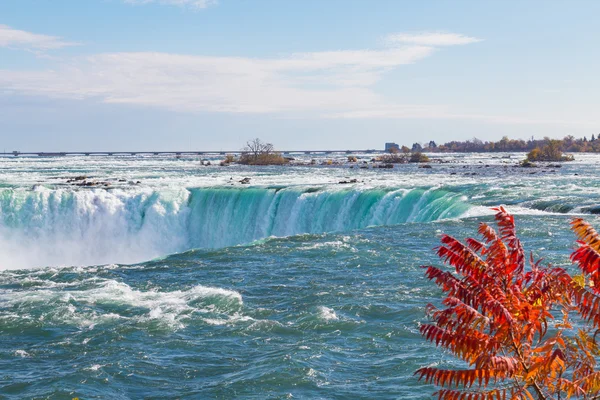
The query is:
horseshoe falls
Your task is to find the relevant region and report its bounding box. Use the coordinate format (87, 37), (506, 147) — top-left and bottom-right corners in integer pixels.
(0, 186), (469, 268)
(1, 153), (599, 399)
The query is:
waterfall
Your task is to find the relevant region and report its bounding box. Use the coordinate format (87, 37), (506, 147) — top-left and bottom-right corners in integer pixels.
(0, 186), (470, 268)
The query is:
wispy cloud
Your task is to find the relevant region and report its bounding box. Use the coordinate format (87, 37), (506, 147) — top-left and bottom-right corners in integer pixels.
(386, 32), (482, 46)
(124, 0), (217, 9)
(0, 31), (485, 118)
(0, 46), (435, 114)
(0, 24), (77, 51)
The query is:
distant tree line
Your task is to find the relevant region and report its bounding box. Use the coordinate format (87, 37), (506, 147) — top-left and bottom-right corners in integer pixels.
(402, 135), (600, 153)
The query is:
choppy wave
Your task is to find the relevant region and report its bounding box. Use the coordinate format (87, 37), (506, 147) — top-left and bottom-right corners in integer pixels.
(0, 277), (244, 331)
(0, 186), (470, 268)
(0, 202), (584, 399)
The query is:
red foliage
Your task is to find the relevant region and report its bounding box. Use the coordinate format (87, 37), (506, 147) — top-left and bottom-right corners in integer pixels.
(417, 207), (600, 399)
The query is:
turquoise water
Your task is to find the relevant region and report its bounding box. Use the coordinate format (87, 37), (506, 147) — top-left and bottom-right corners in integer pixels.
(0, 153), (598, 398)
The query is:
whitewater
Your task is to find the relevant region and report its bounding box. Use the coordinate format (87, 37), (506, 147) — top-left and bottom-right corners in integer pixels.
(1, 152), (599, 398)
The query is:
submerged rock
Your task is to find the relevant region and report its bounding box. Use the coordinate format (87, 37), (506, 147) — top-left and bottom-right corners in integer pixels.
(520, 160), (537, 168)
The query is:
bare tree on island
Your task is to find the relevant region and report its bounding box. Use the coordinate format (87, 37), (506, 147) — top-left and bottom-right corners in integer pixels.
(243, 138), (273, 162)
(239, 138), (287, 165)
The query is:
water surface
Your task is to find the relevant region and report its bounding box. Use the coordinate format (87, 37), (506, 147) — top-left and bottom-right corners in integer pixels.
(0, 153), (597, 398)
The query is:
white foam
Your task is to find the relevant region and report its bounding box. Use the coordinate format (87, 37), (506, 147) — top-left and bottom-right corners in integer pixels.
(464, 205), (580, 218)
(0, 187), (191, 269)
(0, 279), (244, 331)
(317, 306), (338, 321)
(298, 240), (354, 251)
(14, 350), (30, 358)
(86, 364), (104, 371)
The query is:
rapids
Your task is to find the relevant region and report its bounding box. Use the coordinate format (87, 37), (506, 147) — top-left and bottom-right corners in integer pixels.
(1, 152), (599, 398)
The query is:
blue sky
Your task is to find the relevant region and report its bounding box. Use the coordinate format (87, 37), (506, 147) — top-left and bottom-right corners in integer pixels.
(0, 0), (598, 151)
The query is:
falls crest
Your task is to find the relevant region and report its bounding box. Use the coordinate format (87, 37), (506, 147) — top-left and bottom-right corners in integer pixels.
(0, 186), (469, 268)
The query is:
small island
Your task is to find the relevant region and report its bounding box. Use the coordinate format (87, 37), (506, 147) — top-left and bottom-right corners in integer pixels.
(525, 140), (574, 162)
(221, 138), (288, 166)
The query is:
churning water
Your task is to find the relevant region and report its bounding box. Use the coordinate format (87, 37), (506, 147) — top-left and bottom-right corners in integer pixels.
(0, 153), (597, 398)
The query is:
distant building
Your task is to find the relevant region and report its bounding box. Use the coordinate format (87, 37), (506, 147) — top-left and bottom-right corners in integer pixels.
(385, 142), (399, 152)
